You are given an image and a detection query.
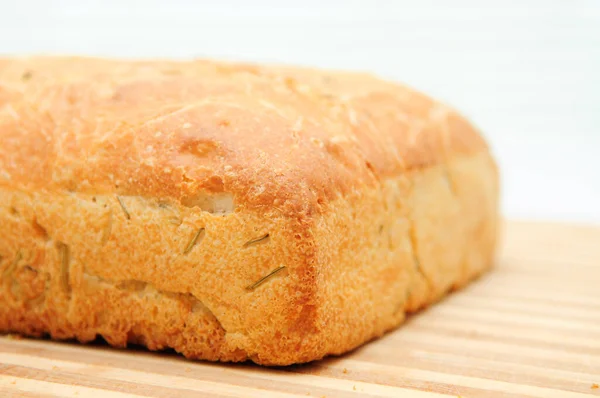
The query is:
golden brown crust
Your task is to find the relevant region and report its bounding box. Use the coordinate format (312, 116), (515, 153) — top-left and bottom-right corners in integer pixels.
(0, 57), (498, 365)
(0, 56), (486, 216)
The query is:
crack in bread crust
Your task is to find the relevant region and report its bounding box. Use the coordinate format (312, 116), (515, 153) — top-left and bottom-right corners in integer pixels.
(83, 272), (228, 333)
(56, 242), (71, 297)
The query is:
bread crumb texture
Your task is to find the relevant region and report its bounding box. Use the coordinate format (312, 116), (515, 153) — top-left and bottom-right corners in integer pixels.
(0, 57), (499, 365)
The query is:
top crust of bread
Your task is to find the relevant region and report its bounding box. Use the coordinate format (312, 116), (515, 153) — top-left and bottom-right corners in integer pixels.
(0, 57), (486, 218)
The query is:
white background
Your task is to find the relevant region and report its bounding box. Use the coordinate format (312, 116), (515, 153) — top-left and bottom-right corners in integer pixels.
(1, 0), (599, 224)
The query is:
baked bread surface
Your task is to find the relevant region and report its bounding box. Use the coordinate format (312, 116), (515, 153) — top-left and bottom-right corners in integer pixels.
(0, 57), (499, 365)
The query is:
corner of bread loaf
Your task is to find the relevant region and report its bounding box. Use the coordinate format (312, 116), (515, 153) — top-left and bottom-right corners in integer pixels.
(230, 187), (395, 366)
(253, 149), (501, 365)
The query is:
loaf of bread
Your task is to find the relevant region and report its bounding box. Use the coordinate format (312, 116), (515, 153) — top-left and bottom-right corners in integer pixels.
(0, 57), (499, 365)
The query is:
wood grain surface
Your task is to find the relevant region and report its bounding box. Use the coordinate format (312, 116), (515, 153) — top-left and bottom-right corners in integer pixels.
(1, 221), (599, 398)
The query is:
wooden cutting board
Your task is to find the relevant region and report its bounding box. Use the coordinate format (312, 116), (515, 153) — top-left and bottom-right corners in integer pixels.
(1, 221), (599, 398)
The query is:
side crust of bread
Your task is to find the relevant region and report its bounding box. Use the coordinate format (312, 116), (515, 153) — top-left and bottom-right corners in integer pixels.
(0, 57), (499, 365)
